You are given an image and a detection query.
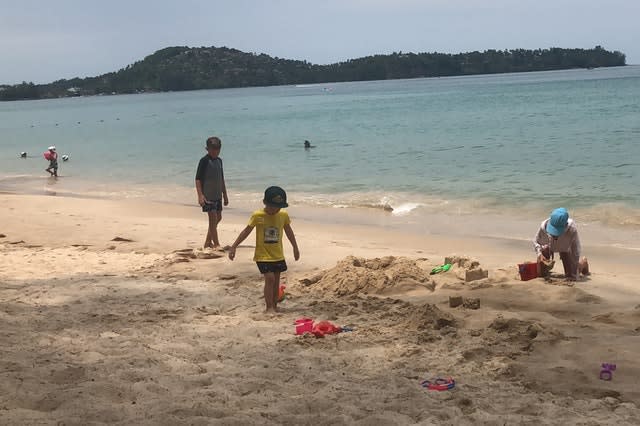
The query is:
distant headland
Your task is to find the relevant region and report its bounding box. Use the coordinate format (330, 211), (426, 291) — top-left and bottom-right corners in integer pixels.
(0, 45), (626, 101)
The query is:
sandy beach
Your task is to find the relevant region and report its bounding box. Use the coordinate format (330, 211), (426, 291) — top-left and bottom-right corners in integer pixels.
(1, 193), (639, 425)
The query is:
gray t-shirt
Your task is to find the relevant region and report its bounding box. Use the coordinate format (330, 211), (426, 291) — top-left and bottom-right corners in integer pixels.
(196, 155), (224, 201)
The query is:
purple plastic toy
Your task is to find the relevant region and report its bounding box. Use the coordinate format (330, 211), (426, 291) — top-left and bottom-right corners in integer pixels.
(599, 363), (616, 381)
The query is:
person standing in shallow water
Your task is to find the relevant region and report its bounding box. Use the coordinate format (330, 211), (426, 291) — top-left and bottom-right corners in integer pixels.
(534, 207), (589, 281)
(45, 146), (58, 177)
(195, 136), (228, 249)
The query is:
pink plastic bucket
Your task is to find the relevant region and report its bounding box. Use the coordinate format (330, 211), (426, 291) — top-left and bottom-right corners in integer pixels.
(295, 318), (314, 335)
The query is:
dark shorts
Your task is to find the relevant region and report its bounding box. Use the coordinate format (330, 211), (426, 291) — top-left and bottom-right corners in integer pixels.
(202, 199), (223, 213)
(256, 260), (288, 274)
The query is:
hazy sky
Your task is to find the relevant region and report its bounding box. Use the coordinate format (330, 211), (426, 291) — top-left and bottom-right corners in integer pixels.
(1, 0), (638, 84)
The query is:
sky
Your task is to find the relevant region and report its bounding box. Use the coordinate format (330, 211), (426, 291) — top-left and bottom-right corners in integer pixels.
(1, 0), (638, 85)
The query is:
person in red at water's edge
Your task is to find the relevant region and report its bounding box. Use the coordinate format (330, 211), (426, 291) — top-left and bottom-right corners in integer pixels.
(45, 146), (58, 177)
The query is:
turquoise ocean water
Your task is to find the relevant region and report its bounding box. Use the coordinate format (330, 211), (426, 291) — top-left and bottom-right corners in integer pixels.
(1, 66), (639, 248)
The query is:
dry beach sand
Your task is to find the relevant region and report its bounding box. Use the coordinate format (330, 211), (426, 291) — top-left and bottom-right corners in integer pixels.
(1, 193), (639, 425)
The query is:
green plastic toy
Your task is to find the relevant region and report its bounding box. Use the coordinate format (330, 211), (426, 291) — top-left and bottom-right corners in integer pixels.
(430, 263), (452, 275)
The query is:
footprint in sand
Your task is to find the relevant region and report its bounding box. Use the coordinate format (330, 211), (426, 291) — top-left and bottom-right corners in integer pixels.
(592, 313), (617, 324)
(575, 293), (603, 304)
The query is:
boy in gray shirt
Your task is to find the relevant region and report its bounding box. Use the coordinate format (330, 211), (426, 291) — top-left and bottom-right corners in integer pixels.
(195, 136), (228, 249)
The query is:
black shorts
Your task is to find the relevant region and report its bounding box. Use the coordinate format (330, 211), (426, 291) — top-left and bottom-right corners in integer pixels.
(256, 260), (288, 274)
(202, 199), (222, 213)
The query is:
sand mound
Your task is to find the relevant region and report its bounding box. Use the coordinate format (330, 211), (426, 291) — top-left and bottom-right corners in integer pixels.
(483, 316), (567, 356)
(444, 254), (480, 269)
(403, 303), (457, 331)
(488, 317), (541, 341)
(299, 255), (434, 296)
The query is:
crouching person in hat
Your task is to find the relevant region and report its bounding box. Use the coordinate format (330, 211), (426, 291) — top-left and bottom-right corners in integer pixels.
(534, 208), (589, 281)
(228, 186), (300, 313)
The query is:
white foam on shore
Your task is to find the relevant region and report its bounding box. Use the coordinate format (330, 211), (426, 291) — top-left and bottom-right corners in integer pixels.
(391, 203), (422, 216)
(3, 176), (639, 252)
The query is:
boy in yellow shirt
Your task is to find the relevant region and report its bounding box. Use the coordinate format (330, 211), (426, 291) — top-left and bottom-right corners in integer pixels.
(228, 186), (300, 313)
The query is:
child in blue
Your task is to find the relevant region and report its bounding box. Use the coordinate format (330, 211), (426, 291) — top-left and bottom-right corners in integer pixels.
(534, 208), (589, 280)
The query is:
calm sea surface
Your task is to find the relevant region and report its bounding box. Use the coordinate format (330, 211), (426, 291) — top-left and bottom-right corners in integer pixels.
(1, 66), (639, 247)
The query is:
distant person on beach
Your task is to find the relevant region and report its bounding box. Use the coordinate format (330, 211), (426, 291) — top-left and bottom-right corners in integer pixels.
(534, 208), (589, 281)
(228, 186), (300, 313)
(195, 136), (228, 249)
(45, 146), (58, 177)
(304, 140), (315, 149)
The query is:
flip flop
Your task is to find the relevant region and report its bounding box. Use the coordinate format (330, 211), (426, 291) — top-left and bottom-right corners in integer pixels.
(430, 263), (452, 275)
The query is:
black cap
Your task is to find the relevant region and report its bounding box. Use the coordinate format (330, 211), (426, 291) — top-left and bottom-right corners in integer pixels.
(263, 186), (288, 208)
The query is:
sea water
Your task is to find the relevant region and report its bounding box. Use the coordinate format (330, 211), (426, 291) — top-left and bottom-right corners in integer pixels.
(1, 66), (639, 248)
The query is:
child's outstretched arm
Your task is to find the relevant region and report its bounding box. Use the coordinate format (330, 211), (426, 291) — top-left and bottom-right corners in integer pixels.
(284, 223), (300, 260)
(228, 225), (254, 260)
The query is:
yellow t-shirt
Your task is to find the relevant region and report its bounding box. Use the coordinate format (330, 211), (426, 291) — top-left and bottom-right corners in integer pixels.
(248, 209), (291, 262)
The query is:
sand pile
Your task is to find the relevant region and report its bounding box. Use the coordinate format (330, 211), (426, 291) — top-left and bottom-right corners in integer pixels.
(459, 316), (568, 370)
(298, 255), (434, 296)
(404, 303), (456, 331)
(487, 316), (544, 353)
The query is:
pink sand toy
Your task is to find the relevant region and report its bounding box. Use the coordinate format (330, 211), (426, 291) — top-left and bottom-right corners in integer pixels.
(295, 318), (314, 335)
(599, 363), (616, 381)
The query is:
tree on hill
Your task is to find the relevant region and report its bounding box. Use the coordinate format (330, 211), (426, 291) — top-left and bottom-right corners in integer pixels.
(0, 45), (627, 101)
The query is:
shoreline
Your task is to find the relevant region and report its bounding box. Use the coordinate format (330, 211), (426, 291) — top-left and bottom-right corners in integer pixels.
(4, 191), (639, 298)
(3, 191), (640, 305)
(2, 64), (631, 102)
(1, 186), (639, 253)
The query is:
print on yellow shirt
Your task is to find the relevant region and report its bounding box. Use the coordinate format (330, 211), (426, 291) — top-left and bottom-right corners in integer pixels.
(248, 210), (291, 262)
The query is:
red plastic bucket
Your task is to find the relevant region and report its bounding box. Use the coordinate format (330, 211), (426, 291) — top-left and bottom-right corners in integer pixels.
(518, 262), (538, 281)
(295, 318), (314, 335)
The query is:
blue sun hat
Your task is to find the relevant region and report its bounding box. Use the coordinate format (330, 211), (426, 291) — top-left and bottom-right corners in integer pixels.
(546, 208), (569, 236)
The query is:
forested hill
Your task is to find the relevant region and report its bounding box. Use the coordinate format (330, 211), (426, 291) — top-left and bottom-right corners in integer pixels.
(0, 45), (626, 101)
